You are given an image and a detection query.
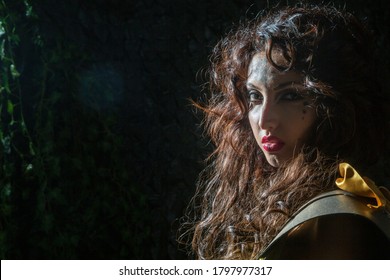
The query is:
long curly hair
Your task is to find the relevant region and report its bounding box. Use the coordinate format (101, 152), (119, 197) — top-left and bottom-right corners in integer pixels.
(180, 4), (386, 259)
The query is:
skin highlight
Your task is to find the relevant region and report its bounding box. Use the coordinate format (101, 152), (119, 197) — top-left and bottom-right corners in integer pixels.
(247, 52), (317, 167)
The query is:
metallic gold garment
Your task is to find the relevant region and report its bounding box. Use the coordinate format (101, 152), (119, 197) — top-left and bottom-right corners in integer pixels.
(259, 163), (390, 260)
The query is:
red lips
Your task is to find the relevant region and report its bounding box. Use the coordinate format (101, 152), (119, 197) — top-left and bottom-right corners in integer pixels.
(261, 136), (285, 152)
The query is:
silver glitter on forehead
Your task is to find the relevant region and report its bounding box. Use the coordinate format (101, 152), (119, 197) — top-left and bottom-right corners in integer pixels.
(248, 53), (277, 89)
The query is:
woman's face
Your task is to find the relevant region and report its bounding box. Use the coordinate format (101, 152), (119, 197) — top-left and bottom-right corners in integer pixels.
(247, 52), (317, 167)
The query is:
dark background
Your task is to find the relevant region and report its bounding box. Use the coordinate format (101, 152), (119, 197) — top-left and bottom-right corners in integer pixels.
(0, 0), (389, 259)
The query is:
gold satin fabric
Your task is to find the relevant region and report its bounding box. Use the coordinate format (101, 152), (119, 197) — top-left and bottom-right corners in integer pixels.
(336, 163), (390, 212)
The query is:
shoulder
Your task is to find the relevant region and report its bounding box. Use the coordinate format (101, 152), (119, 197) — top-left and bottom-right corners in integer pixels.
(276, 213), (390, 259)
(261, 190), (390, 259)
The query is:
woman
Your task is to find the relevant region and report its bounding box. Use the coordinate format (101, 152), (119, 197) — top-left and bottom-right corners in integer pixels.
(181, 4), (390, 259)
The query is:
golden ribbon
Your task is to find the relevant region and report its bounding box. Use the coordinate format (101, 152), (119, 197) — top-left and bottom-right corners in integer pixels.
(335, 163), (390, 211)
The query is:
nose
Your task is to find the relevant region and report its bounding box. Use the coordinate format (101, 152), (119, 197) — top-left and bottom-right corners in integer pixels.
(259, 100), (279, 131)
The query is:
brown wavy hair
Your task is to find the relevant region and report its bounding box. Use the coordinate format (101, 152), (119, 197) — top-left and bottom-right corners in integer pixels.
(180, 4), (386, 259)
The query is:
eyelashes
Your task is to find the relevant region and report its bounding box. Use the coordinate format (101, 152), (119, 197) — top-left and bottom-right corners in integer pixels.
(248, 90), (263, 103)
(281, 91), (305, 101)
(246, 89), (306, 105)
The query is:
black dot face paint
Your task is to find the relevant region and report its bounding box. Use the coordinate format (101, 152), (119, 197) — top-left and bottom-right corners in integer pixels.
(302, 101), (308, 119)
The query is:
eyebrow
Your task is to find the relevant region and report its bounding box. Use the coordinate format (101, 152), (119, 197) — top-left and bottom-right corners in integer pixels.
(246, 82), (258, 89)
(246, 81), (304, 92)
(273, 81), (297, 91)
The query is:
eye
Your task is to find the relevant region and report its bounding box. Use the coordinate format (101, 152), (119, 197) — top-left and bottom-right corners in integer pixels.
(280, 91), (304, 102)
(248, 90), (263, 104)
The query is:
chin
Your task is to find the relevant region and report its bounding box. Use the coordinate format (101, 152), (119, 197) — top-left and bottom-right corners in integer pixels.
(265, 153), (293, 167)
(266, 156), (282, 168)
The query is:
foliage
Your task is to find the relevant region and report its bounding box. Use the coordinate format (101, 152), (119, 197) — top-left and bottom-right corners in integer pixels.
(0, 0), (154, 259)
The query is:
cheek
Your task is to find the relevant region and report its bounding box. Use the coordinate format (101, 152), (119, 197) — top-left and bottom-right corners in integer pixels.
(301, 101), (310, 120)
(297, 111), (317, 140)
(302, 108), (307, 119)
(283, 106), (305, 124)
(285, 106), (316, 139)
(248, 110), (259, 131)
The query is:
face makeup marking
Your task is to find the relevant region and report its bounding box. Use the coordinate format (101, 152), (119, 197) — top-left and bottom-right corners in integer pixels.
(247, 52), (317, 167)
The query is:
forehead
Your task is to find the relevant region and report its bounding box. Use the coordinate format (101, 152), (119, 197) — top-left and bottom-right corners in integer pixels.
(247, 52), (303, 89)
